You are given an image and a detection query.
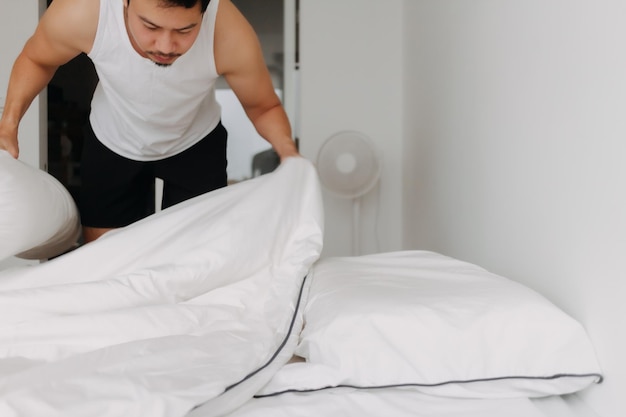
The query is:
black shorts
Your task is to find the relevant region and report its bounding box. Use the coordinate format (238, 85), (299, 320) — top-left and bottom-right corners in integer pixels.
(79, 122), (228, 228)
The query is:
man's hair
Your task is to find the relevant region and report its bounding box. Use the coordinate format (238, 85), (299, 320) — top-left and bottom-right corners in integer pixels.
(128, 0), (211, 13)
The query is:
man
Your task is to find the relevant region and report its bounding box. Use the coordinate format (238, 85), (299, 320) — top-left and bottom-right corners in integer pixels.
(0, 0), (299, 243)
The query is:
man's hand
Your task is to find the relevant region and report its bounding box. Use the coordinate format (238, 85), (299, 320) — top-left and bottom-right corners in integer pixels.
(275, 140), (300, 162)
(0, 124), (19, 158)
(0, 126), (20, 159)
(0, 115), (20, 159)
(0, 139), (19, 159)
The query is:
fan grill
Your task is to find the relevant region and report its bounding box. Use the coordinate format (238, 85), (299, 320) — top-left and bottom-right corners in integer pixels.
(316, 131), (380, 199)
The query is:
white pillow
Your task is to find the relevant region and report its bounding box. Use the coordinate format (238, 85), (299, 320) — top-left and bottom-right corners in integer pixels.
(0, 150), (80, 261)
(285, 251), (603, 399)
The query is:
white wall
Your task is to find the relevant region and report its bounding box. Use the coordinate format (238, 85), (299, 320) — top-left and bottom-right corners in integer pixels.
(0, 0), (46, 170)
(299, 0), (404, 257)
(403, 2), (626, 416)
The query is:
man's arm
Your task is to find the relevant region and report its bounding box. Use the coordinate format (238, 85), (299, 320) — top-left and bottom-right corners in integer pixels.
(214, 0), (299, 161)
(0, 0), (98, 158)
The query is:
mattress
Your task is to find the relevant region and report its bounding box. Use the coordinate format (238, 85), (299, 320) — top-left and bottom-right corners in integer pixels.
(190, 388), (604, 417)
(196, 388), (547, 417)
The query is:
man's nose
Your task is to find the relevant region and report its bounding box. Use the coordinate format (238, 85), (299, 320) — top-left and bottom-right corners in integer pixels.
(155, 32), (176, 54)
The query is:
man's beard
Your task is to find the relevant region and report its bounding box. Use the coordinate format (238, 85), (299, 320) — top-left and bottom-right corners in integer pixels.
(147, 52), (181, 67)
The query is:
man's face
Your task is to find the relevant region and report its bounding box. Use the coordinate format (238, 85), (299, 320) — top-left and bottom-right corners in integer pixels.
(124, 0), (203, 67)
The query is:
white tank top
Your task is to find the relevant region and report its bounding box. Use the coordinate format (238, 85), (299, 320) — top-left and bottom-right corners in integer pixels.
(88, 0), (222, 161)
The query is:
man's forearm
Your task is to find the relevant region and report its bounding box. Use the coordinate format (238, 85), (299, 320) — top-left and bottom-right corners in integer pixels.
(1, 51), (58, 128)
(250, 103), (299, 161)
(0, 51), (58, 157)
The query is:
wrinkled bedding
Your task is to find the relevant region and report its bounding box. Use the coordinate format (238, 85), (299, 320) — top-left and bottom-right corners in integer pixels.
(0, 157), (323, 417)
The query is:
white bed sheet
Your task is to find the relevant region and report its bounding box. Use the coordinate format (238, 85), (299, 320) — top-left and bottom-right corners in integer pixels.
(531, 395), (602, 417)
(201, 388), (547, 417)
(0, 157), (323, 417)
(194, 381), (601, 417)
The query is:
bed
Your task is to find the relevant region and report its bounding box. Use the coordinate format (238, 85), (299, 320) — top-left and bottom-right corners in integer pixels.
(0, 152), (603, 416)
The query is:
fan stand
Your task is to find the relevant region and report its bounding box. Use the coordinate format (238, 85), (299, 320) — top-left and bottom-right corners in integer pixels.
(352, 197), (361, 256)
(316, 131), (381, 257)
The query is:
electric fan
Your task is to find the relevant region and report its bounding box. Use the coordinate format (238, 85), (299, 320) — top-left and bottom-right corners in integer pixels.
(316, 131), (381, 255)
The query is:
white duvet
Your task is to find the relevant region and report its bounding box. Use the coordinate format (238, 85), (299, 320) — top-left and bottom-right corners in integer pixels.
(0, 157), (323, 417)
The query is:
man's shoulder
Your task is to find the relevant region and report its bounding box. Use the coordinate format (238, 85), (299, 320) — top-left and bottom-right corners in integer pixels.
(41, 0), (100, 54)
(213, 0), (261, 75)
